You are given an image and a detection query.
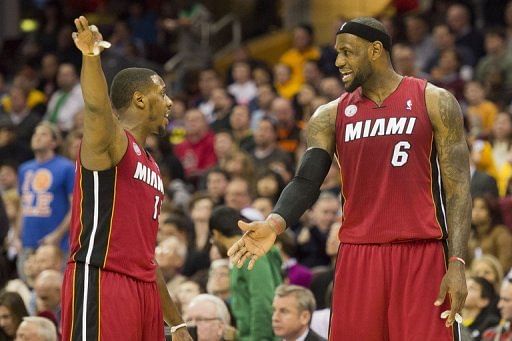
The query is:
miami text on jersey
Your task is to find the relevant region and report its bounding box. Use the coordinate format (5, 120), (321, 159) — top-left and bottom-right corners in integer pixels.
(344, 117), (417, 142)
(133, 161), (165, 194)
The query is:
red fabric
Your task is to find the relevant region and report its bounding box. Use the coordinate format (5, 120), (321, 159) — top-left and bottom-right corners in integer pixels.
(61, 263), (163, 341)
(69, 131), (163, 282)
(174, 131), (217, 178)
(329, 241), (458, 341)
(335, 77), (446, 244)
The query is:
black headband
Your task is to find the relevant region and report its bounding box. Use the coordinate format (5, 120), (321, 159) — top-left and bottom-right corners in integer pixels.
(336, 21), (391, 51)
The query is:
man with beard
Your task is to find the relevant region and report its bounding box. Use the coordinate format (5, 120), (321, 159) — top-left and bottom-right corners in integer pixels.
(209, 205), (281, 340)
(61, 16), (191, 341)
(228, 17), (471, 341)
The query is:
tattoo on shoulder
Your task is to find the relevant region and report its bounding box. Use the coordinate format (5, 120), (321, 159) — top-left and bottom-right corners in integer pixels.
(307, 105), (336, 152)
(438, 90), (463, 134)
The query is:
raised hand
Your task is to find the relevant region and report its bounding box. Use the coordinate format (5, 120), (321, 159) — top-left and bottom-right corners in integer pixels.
(227, 220), (277, 270)
(72, 16), (110, 55)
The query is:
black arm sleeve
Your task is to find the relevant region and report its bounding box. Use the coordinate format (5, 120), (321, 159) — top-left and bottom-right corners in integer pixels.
(272, 148), (332, 228)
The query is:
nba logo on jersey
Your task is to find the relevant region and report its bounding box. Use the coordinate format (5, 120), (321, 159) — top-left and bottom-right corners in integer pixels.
(133, 142), (142, 156)
(406, 99), (412, 111)
(345, 105), (358, 117)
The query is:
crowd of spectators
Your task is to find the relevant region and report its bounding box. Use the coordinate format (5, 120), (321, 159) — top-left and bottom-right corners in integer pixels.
(1, 0), (512, 340)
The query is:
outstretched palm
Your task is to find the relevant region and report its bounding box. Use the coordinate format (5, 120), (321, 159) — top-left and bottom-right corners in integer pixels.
(227, 220), (277, 270)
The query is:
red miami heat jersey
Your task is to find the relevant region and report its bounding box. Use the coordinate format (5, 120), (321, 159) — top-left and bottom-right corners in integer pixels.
(335, 77), (447, 244)
(69, 131), (164, 282)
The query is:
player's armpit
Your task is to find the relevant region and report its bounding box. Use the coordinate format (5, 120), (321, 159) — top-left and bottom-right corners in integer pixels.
(306, 99), (338, 157)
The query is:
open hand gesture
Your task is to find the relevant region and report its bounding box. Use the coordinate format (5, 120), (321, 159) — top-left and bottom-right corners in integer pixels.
(227, 220), (277, 270)
(72, 16), (110, 55)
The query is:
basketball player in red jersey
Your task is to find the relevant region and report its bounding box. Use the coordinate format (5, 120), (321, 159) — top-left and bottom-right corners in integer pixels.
(60, 16), (192, 341)
(228, 17), (470, 341)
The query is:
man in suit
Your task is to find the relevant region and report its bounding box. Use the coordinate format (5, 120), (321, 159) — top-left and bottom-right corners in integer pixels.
(272, 284), (325, 341)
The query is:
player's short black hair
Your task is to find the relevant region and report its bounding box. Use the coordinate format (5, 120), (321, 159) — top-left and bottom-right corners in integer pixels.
(209, 206), (248, 237)
(110, 67), (158, 111)
(350, 17), (389, 37)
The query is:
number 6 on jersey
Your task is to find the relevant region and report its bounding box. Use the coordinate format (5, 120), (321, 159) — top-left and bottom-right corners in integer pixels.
(391, 141), (411, 167)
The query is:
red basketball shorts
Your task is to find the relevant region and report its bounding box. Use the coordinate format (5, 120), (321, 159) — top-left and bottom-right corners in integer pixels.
(61, 262), (164, 341)
(329, 240), (461, 341)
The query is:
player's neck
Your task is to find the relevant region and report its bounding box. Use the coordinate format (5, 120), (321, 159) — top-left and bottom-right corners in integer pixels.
(121, 122), (149, 147)
(361, 69), (403, 106)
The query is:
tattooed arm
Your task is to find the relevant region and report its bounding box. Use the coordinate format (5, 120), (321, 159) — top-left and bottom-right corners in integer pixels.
(227, 99), (338, 270)
(426, 83), (470, 327)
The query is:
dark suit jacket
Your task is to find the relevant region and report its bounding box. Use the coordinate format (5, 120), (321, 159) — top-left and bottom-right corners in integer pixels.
(305, 329), (327, 341)
(471, 170), (499, 198)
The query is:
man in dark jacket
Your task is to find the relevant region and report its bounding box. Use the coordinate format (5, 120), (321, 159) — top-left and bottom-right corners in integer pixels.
(272, 284), (326, 341)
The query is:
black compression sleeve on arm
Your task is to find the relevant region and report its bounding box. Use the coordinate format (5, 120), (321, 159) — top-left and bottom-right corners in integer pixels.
(272, 148), (332, 228)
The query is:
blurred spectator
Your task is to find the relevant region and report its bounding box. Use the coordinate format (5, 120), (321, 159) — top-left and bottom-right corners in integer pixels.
(274, 63), (301, 100)
(61, 129), (82, 162)
(228, 62), (258, 105)
(279, 24), (321, 88)
(205, 168), (230, 206)
(15, 316), (57, 341)
(250, 84), (277, 131)
(14, 122), (74, 275)
(470, 147), (500, 198)
(318, 77), (343, 102)
(252, 65), (273, 87)
(276, 232), (313, 288)
(155, 236), (187, 294)
(182, 193), (213, 277)
(1, 74), (46, 117)
(465, 81), (499, 136)
(295, 84), (319, 123)
(255, 169), (285, 205)
(174, 109), (216, 183)
(271, 97), (302, 157)
(392, 43), (429, 79)
(469, 195), (512, 272)
(0, 163), (19, 194)
(252, 197), (273, 218)
(32, 270), (62, 326)
(229, 105), (255, 152)
(210, 88), (235, 133)
(0, 291), (29, 340)
(475, 28), (512, 98)
(250, 117), (294, 175)
(214, 131), (238, 168)
(224, 177), (262, 222)
(447, 3), (485, 59)
(462, 277), (500, 341)
(209, 206), (281, 340)
(272, 284), (325, 341)
(489, 112), (512, 196)
(37, 53), (59, 99)
(176, 280), (202, 315)
(33, 245), (62, 274)
(403, 14), (436, 70)
(44, 63), (84, 133)
(310, 282), (332, 339)
(196, 68), (222, 122)
(296, 192), (340, 268)
(184, 294), (232, 341)
(127, 2), (158, 46)
(1, 86), (41, 149)
(482, 277), (512, 341)
(206, 259), (230, 301)
(425, 23), (476, 72)
(471, 255), (505, 292)
(303, 60), (324, 91)
(109, 20), (146, 59)
(429, 49), (466, 99)
(222, 151), (255, 183)
(0, 119), (33, 166)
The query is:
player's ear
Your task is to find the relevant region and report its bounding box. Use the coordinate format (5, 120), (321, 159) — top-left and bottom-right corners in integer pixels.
(133, 91), (146, 110)
(369, 41), (384, 61)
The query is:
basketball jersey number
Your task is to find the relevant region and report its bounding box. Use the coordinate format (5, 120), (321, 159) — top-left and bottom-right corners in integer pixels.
(153, 195), (161, 220)
(391, 141), (411, 167)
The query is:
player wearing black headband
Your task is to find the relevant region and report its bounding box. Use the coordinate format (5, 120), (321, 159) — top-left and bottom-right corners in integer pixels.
(228, 17), (470, 341)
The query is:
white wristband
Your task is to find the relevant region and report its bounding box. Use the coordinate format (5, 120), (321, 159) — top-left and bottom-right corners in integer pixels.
(170, 323), (187, 333)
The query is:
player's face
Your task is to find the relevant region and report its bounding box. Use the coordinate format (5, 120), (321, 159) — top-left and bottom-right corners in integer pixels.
(272, 295), (308, 338)
(148, 75), (172, 136)
(335, 34), (373, 92)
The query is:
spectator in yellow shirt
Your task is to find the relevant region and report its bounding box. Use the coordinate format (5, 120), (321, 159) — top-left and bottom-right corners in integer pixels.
(279, 24), (320, 88)
(464, 80), (498, 137)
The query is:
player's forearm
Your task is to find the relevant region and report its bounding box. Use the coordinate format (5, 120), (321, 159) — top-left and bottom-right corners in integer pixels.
(155, 266), (185, 326)
(81, 55), (111, 113)
(442, 145), (471, 260)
